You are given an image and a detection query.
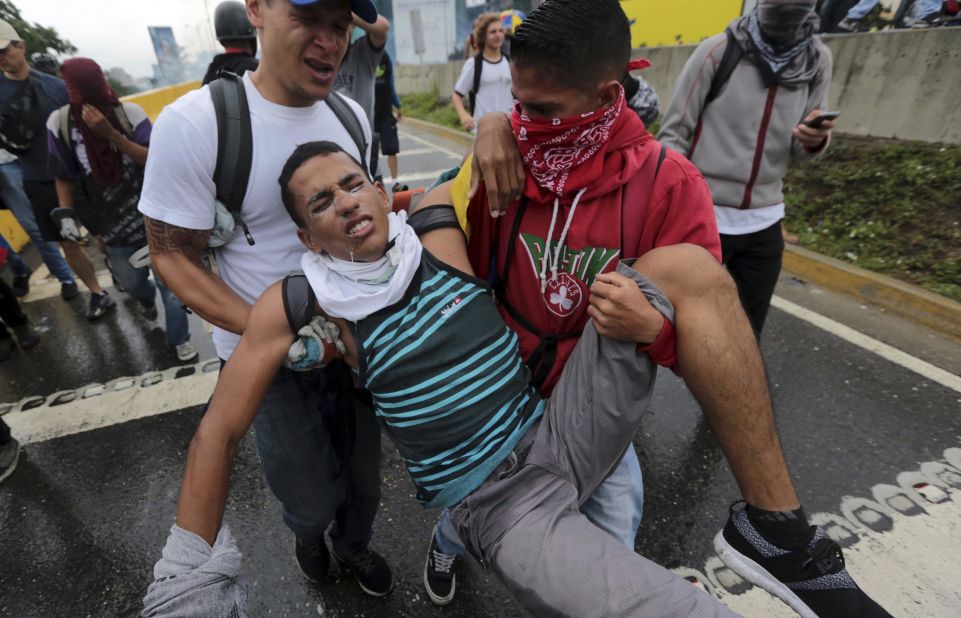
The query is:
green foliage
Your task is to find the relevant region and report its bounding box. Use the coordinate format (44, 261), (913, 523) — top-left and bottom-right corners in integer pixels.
(400, 87), (465, 133)
(784, 137), (961, 302)
(107, 78), (136, 97)
(0, 0), (76, 55)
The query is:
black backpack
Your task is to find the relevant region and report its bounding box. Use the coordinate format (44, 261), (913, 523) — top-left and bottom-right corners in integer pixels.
(209, 71), (369, 245)
(467, 52), (508, 115)
(0, 70), (49, 155)
(688, 29), (743, 157)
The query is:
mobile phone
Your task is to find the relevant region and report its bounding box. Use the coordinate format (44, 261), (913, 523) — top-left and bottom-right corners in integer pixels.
(804, 111), (840, 128)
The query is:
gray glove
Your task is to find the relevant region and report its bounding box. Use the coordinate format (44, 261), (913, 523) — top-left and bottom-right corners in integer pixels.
(142, 523), (247, 618)
(50, 207), (85, 243)
(283, 315), (347, 371)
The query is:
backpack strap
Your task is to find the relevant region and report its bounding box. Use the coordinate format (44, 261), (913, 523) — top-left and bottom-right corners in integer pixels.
(113, 105), (135, 139)
(469, 52), (484, 114)
(407, 204), (462, 236)
(209, 71), (255, 245)
(690, 30), (743, 157)
(326, 90), (370, 174)
(57, 103), (71, 147)
(282, 273), (317, 335)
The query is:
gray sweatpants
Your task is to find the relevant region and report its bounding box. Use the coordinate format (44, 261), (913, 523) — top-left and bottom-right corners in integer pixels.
(449, 263), (738, 617)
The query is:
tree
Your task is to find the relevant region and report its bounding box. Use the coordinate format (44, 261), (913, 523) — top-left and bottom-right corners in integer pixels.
(0, 0), (76, 56)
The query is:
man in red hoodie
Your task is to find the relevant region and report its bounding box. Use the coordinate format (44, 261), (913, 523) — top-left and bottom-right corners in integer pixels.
(422, 2), (890, 617)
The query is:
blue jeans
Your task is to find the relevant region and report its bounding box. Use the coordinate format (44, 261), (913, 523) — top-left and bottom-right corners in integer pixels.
(848, 0), (940, 19)
(435, 447), (644, 554)
(249, 365), (382, 557)
(0, 162), (74, 284)
(106, 245), (191, 347)
(0, 233), (30, 277)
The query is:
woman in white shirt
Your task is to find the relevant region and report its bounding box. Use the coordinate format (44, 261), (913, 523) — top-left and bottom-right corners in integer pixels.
(452, 13), (513, 133)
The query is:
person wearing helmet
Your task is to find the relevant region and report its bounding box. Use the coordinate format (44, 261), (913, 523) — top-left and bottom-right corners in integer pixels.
(30, 52), (59, 77)
(202, 0), (259, 85)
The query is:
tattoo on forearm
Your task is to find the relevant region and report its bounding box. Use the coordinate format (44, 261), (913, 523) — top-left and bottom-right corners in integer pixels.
(145, 216), (211, 260)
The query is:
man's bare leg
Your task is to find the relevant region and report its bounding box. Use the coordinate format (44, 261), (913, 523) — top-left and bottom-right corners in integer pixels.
(632, 244), (799, 512)
(388, 155), (398, 180)
(61, 241), (105, 295)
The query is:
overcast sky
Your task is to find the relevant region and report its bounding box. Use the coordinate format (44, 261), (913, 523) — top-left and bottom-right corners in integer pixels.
(20, 0), (221, 77)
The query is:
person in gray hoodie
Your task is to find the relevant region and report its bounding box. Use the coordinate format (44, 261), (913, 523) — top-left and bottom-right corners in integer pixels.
(660, 0), (835, 336)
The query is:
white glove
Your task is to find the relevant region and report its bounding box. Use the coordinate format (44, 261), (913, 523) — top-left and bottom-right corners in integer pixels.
(283, 315), (347, 371)
(51, 207), (84, 243)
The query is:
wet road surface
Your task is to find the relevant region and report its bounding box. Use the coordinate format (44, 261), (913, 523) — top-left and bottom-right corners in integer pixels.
(2, 125), (960, 617)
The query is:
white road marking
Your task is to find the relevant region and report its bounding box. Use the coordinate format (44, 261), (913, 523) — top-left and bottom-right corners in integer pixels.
(383, 168), (456, 185)
(22, 269), (114, 303)
(399, 130), (469, 160)
(4, 361), (219, 445)
(771, 296), (961, 394)
(394, 147), (440, 157)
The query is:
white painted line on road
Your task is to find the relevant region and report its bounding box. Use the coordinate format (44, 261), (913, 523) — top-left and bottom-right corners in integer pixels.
(399, 130), (468, 160)
(384, 168), (456, 185)
(4, 361), (218, 445)
(395, 147), (439, 157)
(771, 295), (961, 394)
(23, 269), (114, 303)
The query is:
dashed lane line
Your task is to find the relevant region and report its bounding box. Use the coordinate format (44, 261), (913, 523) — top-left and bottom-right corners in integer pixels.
(3, 360), (219, 445)
(771, 296), (961, 394)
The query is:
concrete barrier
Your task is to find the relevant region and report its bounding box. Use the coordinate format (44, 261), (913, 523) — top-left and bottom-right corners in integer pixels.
(396, 28), (961, 145)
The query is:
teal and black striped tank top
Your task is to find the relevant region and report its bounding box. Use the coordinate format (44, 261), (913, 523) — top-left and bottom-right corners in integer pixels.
(353, 251), (545, 508)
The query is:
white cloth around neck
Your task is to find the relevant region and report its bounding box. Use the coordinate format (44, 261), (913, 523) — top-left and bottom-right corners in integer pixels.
(301, 211), (422, 322)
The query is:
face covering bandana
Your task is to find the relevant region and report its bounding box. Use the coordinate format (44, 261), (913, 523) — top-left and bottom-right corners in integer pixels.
(510, 85), (626, 199)
(301, 211), (423, 322)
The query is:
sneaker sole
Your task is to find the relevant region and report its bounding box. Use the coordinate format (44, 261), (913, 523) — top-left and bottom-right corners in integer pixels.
(423, 560), (456, 606)
(713, 530), (818, 618)
(0, 442), (21, 485)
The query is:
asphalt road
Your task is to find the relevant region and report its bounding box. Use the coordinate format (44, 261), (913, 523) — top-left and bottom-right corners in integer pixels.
(2, 124), (960, 618)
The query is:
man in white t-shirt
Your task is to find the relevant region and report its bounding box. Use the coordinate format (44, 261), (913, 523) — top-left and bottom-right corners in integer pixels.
(138, 0), (394, 597)
(452, 13), (513, 133)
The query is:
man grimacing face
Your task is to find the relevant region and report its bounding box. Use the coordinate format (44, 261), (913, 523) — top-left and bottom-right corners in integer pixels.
(291, 152), (392, 262)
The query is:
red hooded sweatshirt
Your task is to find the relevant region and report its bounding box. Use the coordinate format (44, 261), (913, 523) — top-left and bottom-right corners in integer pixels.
(466, 112), (720, 397)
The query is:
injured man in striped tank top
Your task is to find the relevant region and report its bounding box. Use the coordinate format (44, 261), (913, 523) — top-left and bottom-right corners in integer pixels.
(142, 140), (882, 618)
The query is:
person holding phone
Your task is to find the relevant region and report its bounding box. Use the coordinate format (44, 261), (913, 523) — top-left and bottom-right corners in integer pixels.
(659, 0), (836, 337)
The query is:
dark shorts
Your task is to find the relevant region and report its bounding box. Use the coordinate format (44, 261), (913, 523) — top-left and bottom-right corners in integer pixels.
(23, 180), (61, 242)
(375, 122), (399, 156)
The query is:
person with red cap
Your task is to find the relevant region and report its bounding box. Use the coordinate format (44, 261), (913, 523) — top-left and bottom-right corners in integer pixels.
(46, 58), (197, 361)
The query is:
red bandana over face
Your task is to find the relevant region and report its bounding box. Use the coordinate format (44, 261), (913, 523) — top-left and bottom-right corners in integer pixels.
(510, 86), (626, 199)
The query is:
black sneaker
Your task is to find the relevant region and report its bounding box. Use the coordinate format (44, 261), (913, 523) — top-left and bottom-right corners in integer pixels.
(12, 272), (30, 297)
(87, 292), (115, 321)
(61, 281), (79, 301)
(294, 536), (330, 583)
(424, 528), (457, 605)
(714, 501), (892, 618)
(333, 547), (393, 597)
(0, 437), (21, 485)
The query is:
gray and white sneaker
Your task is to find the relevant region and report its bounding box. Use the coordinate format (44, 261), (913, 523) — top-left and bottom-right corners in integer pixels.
(714, 501), (892, 618)
(176, 341), (198, 362)
(87, 292), (115, 321)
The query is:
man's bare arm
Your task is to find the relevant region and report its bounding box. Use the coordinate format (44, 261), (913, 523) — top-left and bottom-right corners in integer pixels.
(144, 216), (251, 334)
(176, 283), (294, 544)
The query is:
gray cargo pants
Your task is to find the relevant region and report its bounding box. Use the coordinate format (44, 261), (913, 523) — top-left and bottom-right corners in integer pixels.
(449, 263), (738, 617)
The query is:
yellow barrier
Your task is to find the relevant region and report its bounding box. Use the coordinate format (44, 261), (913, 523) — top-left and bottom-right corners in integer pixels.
(121, 80), (202, 121)
(623, 0), (743, 47)
(1, 80), (202, 254)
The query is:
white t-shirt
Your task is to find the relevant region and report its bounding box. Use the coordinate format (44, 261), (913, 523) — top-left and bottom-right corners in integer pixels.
(139, 73), (371, 359)
(454, 56), (514, 125)
(714, 202), (785, 236)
